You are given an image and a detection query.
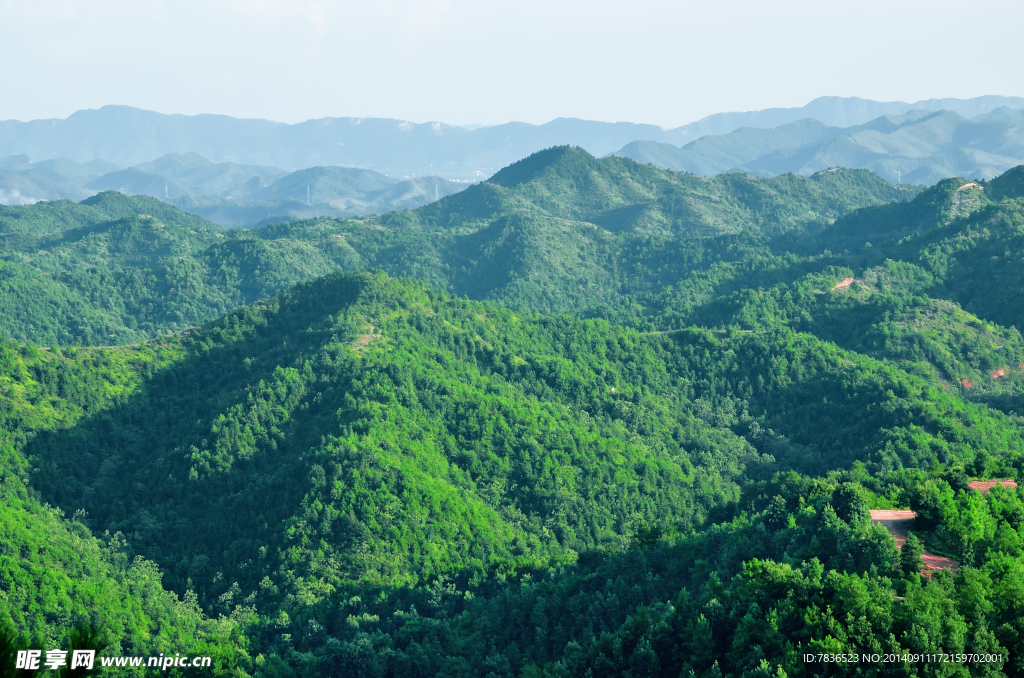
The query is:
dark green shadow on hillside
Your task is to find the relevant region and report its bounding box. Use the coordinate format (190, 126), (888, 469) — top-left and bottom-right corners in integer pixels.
(24, 272), (375, 609)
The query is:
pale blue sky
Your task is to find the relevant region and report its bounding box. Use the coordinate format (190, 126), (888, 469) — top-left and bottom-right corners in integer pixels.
(2, 0), (1022, 127)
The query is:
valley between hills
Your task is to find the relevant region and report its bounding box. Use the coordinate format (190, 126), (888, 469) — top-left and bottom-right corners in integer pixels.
(3, 146), (1024, 676)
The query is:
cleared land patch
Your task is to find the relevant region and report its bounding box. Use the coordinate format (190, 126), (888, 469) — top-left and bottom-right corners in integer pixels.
(869, 509), (958, 574)
(969, 479), (1018, 493)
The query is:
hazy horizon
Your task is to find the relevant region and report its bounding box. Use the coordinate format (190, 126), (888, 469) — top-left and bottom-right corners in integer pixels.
(5, 94), (1024, 131)
(2, 0), (1022, 128)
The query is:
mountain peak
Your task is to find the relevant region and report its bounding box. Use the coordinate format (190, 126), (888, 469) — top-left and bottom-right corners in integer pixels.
(487, 146), (597, 188)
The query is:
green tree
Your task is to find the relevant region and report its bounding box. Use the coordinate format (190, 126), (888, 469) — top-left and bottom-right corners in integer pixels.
(901, 532), (925, 577)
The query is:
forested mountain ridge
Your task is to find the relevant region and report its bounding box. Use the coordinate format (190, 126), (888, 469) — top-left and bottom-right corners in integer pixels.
(0, 149), (915, 345)
(407, 146), (910, 236)
(631, 173), (1024, 396)
(2, 149), (1020, 384)
(352, 148), (916, 313)
(4, 147), (1022, 386)
(0, 189), (216, 239)
(24, 272), (761, 599)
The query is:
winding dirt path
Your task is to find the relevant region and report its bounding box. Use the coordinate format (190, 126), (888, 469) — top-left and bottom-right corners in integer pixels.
(869, 510), (958, 574)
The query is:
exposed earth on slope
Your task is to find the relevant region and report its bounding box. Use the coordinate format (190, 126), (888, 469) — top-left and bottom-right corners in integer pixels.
(869, 510), (958, 573)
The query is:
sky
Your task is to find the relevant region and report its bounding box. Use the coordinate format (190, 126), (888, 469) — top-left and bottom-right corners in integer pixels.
(1, 0), (1022, 127)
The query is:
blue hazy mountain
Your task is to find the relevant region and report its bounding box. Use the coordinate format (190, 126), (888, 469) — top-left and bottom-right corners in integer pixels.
(613, 108), (1024, 184)
(0, 155), (121, 204)
(1, 96), (1021, 180)
(672, 95), (1024, 140)
(87, 152), (287, 198)
(172, 168), (466, 227)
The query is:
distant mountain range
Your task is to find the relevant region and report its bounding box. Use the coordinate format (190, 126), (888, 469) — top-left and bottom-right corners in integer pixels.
(0, 152), (467, 226)
(672, 95), (1024, 139)
(612, 108), (1024, 184)
(2, 95), (1023, 218)
(1, 96), (1021, 180)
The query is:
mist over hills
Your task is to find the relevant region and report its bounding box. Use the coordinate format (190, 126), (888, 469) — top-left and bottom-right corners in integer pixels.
(614, 107), (1024, 184)
(0, 152), (468, 226)
(2, 95), (1021, 220)
(0, 155), (120, 205)
(89, 152), (287, 198)
(1, 95), (1021, 181)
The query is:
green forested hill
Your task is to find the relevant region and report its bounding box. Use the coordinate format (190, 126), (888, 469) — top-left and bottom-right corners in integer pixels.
(0, 190), (217, 238)
(4, 270), (1024, 675)
(408, 146), (909, 236)
(4, 150), (1024, 676)
(0, 148), (914, 344)
(23, 272), (760, 601)
(0, 192), (344, 345)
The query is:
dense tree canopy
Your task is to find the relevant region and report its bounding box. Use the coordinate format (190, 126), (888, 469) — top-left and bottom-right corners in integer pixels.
(2, 152), (1024, 676)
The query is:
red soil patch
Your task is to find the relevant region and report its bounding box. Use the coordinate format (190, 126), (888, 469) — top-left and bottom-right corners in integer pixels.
(351, 333), (380, 353)
(869, 511), (915, 549)
(832, 277), (854, 291)
(968, 479), (1018, 493)
(957, 182), (982, 191)
(921, 552), (958, 571)
(869, 510), (958, 575)
(962, 379), (973, 388)
(869, 510), (916, 521)
(992, 368), (1007, 379)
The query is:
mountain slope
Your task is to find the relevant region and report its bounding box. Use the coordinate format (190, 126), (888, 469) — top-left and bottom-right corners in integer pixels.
(0, 337), (251, 670)
(24, 270), (1024, 603)
(0, 189), (215, 240)
(0, 191), (355, 344)
(5, 151), (1024, 439)
(24, 271), (757, 601)
(212, 148), (913, 320)
(12, 270), (1024, 675)
(341, 147), (913, 314)
(1, 149), (1017, 371)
